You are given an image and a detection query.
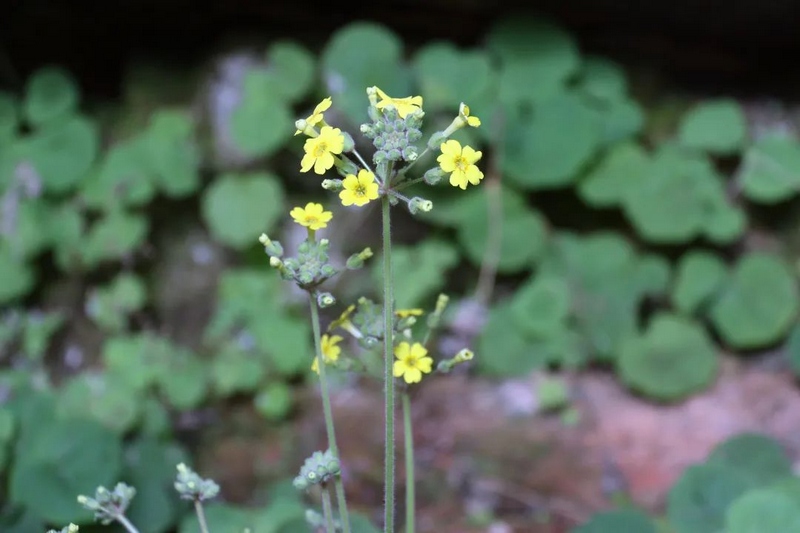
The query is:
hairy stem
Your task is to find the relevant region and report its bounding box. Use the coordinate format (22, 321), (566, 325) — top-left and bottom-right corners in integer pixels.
(402, 392), (415, 533)
(309, 293), (352, 533)
(382, 194), (396, 533)
(193, 501), (210, 533)
(321, 485), (336, 533)
(115, 514), (140, 533)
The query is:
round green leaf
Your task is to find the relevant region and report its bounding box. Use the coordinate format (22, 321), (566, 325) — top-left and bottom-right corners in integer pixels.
(412, 42), (493, 110)
(0, 245), (34, 303)
(709, 253), (799, 349)
(143, 110), (200, 197)
(83, 211), (149, 265)
(617, 313), (718, 401)
(504, 93), (602, 189)
(598, 98), (645, 145)
(252, 314), (312, 376)
(57, 373), (142, 433)
(213, 347), (266, 396)
(102, 334), (168, 391)
(267, 40), (316, 103)
(787, 324), (800, 378)
(488, 17), (580, 105)
(678, 99), (747, 155)
(373, 239), (459, 309)
(10, 418), (122, 524)
(477, 302), (551, 376)
(155, 347), (209, 411)
(703, 200), (747, 244)
(573, 509), (656, 533)
(230, 71), (293, 158)
(4, 199), (52, 259)
(87, 274), (148, 332)
(740, 134), (800, 203)
(667, 463), (756, 533)
(635, 253), (672, 296)
(321, 22), (410, 122)
(201, 172), (284, 249)
(179, 504), (253, 533)
(725, 488), (800, 533)
(578, 142), (649, 207)
(23, 66), (79, 126)
(671, 251), (728, 315)
(578, 57), (628, 103)
(707, 433), (792, 485)
(26, 115), (98, 193)
(510, 275), (571, 337)
(255, 382), (293, 422)
(82, 137), (156, 209)
(48, 203), (85, 271)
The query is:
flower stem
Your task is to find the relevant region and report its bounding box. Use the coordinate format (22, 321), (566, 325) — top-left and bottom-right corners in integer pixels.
(402, 392), (415, 533)
(193, 500), (210, 533)
(381, 194), (396, 533)
(309, 293), (352, 533)
(115, 514), (141, 533)
(322, 485), (336, 533)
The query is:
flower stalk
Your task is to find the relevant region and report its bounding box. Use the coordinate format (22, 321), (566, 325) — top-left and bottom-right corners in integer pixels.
(382, 193), (396, 533)
(402, 391), (415, 533)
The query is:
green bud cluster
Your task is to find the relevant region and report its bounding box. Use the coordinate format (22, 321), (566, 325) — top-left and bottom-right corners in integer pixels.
(174, 463), (220, 502)
(293, 449), (341, 490)
(262, 236), (340, 290)
(361, 106), (423, 165)
(77, 483), (136, 525)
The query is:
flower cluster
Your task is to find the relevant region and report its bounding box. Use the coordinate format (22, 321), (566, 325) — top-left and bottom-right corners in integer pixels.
(293, 449), (341, 490)
(174, 463), (220, 502)
(77, 483), (137, 525)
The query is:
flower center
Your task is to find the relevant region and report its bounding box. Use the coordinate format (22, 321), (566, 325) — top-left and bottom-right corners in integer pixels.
(314, 142), (328, 157)
(305, 215), (319, 225)
(355, 185), (366, 197)
(405, 354), (419, 367)
(453, 155), (468, 172)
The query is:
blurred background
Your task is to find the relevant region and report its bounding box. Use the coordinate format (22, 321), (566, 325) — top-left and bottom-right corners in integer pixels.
(3, 2), (800, 532)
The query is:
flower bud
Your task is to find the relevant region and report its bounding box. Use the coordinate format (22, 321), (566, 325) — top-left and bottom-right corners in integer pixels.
(423, 167), (445, 185)
(322, 179), (343, 191)
(408, 197), (433, 215)
(317, 292), (336, 308)
(427, 131), (447, 150)
(387, 148), (402, 161)
(402, 146), (418, 162)
(346, 247), (373, 270)
(342, 131), (355, 152)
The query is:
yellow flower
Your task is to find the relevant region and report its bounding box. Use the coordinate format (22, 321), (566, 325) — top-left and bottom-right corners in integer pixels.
(301, 126), (344, 175)
(460, 103), (481, 127)
(393, 342), (433, 384)
(339, 169), (380, 207)
(395, 308), (424, 318)
(437, 139), (484, 190)
(295, 97), (332, 135)
(375, 87), (423, 119)
(289, 202), (333, 231)
(311, 334), (343, 373)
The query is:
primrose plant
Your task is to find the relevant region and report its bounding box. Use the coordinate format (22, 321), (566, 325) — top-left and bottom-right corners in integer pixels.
(259, 87), (482, 533)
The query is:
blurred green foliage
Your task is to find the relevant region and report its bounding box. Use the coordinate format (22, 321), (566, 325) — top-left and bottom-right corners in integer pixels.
(0, 11), (799, 532)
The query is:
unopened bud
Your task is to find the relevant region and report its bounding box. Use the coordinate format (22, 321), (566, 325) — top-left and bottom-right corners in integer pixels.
(427, 131), (447, 150)
(408, 197), (433, 215)
(346, 247), (373, 270)
(322, 179), (343, 191)
(317, 292), (336, 308)
(342, 131), (355, 152)
(423, 167), (445, 186)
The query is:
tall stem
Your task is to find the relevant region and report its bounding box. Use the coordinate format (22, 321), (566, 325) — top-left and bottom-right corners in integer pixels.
(309, 294), (352, 533)
(402, 392), (415, 533)
(193, 501), (210, 533)
(115, 514), (141, 533)
(381, 194), (396, 533)
(321, 485), (336, 533)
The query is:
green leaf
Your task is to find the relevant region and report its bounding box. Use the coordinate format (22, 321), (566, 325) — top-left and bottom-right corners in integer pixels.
(155, 347), (209, 411)
(678, 99), (747, 155)
(740, 134), (800, 203)
(504, 93), (602, 189)
(456, 188), (548, 273)
(671, 251), (728, 315)
(707, 433), (792, 486)
(102, 334), (170, 391)
(477, 302), (551, 376)
(82, 136), (156, 209)
(252, 497), (308, 533)
(230, 71), (293, 158)
(622, 145), (741, 244)
(597, 98), (645, 145)
(373, 239), (459, 308)
(617, 313), (718, 401)
(412, 42), (493, 110)
(321, 22), (410, 122)
(488, 17), (580, 105)
(667, 463), (757, 533)
(49, 203), (85, 271)
(725, 488), (800, 533)
(23, 66), (79, 126)
(212, 346), (267, 396)
(87, 274), (147, 332)
(56, 372), (142, 433)
(267, 40), (316, 103)
(10, 418), (122, 524)
(787, 325), (800, 378)
(21, 311), (64, 361)
(572, 509), (656, 533)
(709, 253), (799, 349)
(510, 275), (571, 337)
(578, 57), (628, 103)
(0, 407), (15, 444)
(703, 200), (747, 244)
(255, 381), (293, 421)
(0, 245), (34, 304)
(143, 109), (200, 197)
(26, 115), (98, 193)
(4, 199), (52, 259)
(578, 142), (649, 207)
(252, 314), (313, 376)
(635, 253), (672, 296)
(205, 269), (282, 341)
(179, 503), (253, 533)
(202, 172), (285, 249)
(83, 210), (149, 265)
